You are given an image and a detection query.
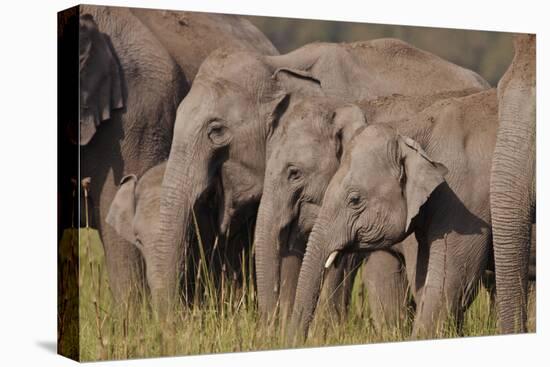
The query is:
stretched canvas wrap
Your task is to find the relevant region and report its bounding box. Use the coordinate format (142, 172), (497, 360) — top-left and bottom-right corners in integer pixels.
(58, 4), (536, 362)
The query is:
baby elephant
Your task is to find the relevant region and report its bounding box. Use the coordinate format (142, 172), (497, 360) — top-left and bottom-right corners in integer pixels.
(255, 95), (406, 324)
(290, 89), (498, 341)
(106, 162), (166, 292)
(256, 90), (481, 326)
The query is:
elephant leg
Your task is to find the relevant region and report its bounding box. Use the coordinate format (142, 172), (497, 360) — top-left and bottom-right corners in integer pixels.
(279, 250), (302, 321)
(362, 250), (408, 331)
(279, 230), (307, 322)
(527, 224), (536, 330)
(396, 236), (420, 302)
(411, 250), (461, 338)
(527, 282), (536, 331)
(481, 246), (496, 309)
(481, 269), (497, 310)
(192, 204), (220, 302)
(318, 253), (360, 321)
(412, 233), (489, 338)
(529, 223), (536, 281)
(195, 204), (218, 263)
(210, 214), (257, 302)
(341, 254), (362, 313)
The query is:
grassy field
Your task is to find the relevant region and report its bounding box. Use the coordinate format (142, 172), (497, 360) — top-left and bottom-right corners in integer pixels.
(75, 228), (535, 362)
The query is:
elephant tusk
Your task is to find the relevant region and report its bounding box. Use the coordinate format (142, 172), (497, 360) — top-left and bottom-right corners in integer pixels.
(325, 251), (339, 269)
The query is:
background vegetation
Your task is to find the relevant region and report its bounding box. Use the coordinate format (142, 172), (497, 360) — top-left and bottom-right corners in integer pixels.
(248, 16), (516, 86)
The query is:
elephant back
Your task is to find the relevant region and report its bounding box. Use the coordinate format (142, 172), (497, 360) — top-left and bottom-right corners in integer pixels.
(130, 8), (279, 83)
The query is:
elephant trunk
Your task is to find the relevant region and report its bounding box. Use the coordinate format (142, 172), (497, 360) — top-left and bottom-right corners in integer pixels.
(492, 34), (535, 332)
(254, 184), (284, 320)
(491, 113), (535, 333)
(287, 214), (332, 344)
(150, 138), (208, 310)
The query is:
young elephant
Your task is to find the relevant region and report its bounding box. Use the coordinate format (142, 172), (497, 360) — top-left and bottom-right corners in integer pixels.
(255, 96), (377, 322)
(255, 90), (478, 325)
(106, 162), (166, 292)
(289, 89), (498, 341)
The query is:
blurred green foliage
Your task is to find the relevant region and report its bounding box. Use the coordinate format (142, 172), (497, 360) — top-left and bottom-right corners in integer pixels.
(248, 16), (516, 86)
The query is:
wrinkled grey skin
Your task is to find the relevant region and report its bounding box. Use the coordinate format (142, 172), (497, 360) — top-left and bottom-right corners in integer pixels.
(490, 34), (536, 333)
(77, 5), (277, 302)
(154, 38), (490, 309)
(255, 90), (478, 324)
(289, 89), (498, 341)
(482, 224), (536, 310)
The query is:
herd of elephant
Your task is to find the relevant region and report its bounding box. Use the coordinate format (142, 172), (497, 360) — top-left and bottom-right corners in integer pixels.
(70, 5), (535, 343)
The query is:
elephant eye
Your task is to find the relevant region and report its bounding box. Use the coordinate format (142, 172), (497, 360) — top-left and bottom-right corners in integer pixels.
(287, 166), (302, 182)
(347, 191), (363, 209)
(207, 120), (231, 145)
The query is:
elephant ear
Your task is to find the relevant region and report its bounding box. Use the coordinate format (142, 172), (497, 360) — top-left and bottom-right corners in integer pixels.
(79, 14), (124, 145)
(261, 91), (290, 139)
(271, 67), (324, 96)
(398, 135), (448, 232)
(331, 104), (367, 155)
(263, 67), (326, 137)
(106, 174), (137, 243)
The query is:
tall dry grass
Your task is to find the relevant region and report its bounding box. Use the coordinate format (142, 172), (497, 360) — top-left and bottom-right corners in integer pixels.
(77, 227), (535, 361)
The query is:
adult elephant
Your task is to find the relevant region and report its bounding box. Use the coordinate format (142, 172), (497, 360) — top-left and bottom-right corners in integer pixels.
(129, 7), (278, 84)
(153, 37), (490, 310)
(75, 5), (277, 302)
(490, 34), (536, 333)
(289, 89), (498, 341)
(255, 89), (478, 323)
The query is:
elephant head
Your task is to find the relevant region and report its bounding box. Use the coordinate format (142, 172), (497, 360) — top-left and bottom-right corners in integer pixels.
(105, 163), (165, 253)
(105, 163), (166, 286)
(289, 124), (447, 341)
(105, 173), (140, 246)
(79, 13), (124, 145)
(254, 97), (366, 318)
(151, 49), (328, 305)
